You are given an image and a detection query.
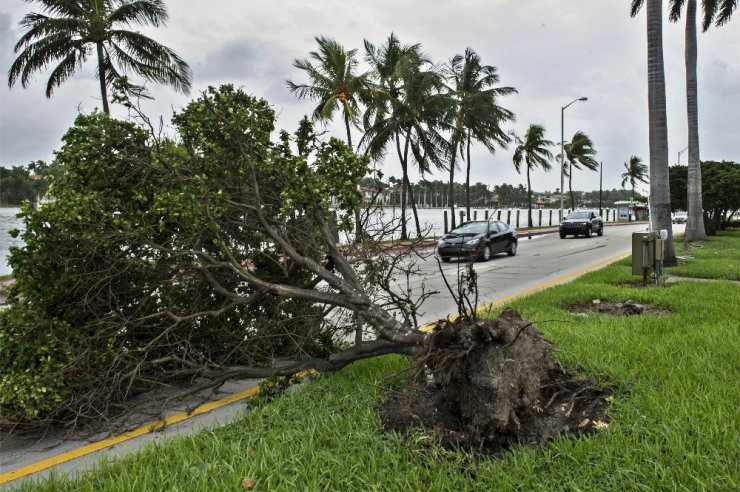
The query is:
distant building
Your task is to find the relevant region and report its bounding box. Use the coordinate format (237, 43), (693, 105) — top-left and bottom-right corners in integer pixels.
(534, 192), (559, 208)
(360, 184), (403, 206)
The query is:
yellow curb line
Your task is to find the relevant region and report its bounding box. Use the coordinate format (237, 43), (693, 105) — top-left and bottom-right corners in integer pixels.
(0, 370), (315, 485)
(1, 251), (629, 485)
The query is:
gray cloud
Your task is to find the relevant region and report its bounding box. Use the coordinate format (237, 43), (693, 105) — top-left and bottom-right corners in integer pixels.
(1, 0), (738, 194)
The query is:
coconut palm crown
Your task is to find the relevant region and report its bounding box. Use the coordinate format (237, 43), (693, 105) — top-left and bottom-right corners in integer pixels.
(287, 36), (373, 243)
(8, 0), (192, 114)
(287, 35), (371, 149)
(361, 34), (450, 238)
(562, 131), (598, 211)
(621, 155), (649, 198)
(513, 124), (553, 228)
(445, 48), (516, 221)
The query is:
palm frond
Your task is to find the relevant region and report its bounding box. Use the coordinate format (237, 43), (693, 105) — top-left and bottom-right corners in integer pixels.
(108, 0), (169, 27)
(15, 14), (85, 51)
(31, 0), (87, 18)
(712, 0), (738, 29)
(9, 33), (85, 88)
(669, 0), (686, 21)
(108, 30), (191, 93)
(45, 48), (83, 96)
(9, 0), (190, 104)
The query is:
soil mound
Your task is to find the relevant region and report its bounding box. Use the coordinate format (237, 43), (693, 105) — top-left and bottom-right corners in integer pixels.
(569, 299), (672, 316)
(381, 310), (611, 455)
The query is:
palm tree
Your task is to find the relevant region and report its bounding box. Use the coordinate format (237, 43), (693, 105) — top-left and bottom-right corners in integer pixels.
(630, 0), (677, 266)
(445, 48), (516, 221)
(667, 0), (736, 241)
(562, 131), (598, 211)
(288, 36), (371, 150)
(621, 155), (649, 199)
(361, 34), (421, 239)
(287, 36), (371, 241)
(512, 124), (554, 227)
(8, 0), (192, 114)
(362, 35), (449, 239)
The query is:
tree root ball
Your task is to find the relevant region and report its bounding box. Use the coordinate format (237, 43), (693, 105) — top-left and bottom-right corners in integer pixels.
(381, 310), (612, 455)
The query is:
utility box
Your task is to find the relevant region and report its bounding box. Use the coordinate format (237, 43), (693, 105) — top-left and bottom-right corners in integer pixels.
(632, 231), (664, 275)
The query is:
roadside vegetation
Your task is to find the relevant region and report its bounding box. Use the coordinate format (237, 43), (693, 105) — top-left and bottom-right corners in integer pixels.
(18, 231), (739, 491)
(669, 161), (740, 235)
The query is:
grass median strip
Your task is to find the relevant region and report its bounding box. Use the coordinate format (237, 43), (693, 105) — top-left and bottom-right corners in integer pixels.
(13, 232), (740, 491)
(669, 229), (740, 280)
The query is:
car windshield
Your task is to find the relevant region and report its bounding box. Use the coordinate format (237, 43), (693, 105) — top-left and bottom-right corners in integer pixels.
(566, 211), (591, 220)
(449, 222), (488, 235)
(675, 212), (687, 217)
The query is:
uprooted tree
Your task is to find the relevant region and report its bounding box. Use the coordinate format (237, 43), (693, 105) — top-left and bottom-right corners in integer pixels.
(0, 85), (430, 426)
(1, 86), (609, 453)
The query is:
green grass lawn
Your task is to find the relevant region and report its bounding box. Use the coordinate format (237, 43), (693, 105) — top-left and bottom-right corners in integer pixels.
(19, 233), (740, 491)
(669, 229), (740, 280)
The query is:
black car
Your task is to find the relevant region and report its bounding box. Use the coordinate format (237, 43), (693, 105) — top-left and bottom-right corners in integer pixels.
(559, 210), (604, 238)
(436, 220), (517, 262)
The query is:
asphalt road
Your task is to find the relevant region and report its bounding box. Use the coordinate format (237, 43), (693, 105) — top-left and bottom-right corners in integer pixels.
(2, 221), (679, 487)
(413, 222), (659, 324)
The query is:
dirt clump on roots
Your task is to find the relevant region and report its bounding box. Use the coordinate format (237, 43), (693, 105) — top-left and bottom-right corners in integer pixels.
(380, 310), (611, 456)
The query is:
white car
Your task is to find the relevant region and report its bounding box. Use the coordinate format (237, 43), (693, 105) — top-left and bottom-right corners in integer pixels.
(672, 211), (688, 224)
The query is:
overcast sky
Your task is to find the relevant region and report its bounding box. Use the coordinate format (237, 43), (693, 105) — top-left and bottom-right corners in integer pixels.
(0, 0), (738, 194)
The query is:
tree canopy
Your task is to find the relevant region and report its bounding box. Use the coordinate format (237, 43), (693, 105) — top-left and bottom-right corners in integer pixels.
(1, 86), (429, 426)
(0, 162), (62, 205)
(669, 160), (740, 234)
(513, 124), (554, 227)
(8, 0), (192, 114)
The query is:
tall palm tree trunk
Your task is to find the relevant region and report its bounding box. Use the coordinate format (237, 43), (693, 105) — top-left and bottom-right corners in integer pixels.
(399, 174), (408, 240)
(344, 112), (364, 345)
(526, 165), (533, 227)
(684, 0), (706, 241)
(448, 144), (458, 230)
(96, 42), (110, 115)
(646, 0), (677, 265)
(404, 176), (422, 237)
(394, 133), (409, 240)
(345, 113), (363, 244)
(465, 132), (472, 220)
(397, 132), (422, 237)
(568, 168), (575, 211)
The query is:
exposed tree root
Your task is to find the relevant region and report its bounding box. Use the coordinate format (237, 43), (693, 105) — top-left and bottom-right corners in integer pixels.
(381, 310), (612, 455)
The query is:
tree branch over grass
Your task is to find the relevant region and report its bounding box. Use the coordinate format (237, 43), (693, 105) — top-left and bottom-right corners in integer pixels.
(0, 85), (429, 430)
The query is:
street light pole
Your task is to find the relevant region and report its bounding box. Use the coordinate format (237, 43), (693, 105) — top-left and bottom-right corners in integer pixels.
(677, 146), (688, 166)
(599, 161), (603, 217)
(559, 97), (588, 220)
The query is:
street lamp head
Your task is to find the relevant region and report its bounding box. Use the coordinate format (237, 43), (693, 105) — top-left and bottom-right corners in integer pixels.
(579, 97), (588, 101)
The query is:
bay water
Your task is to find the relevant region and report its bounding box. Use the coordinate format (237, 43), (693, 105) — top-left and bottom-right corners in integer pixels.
(0, 206), (617, 277)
